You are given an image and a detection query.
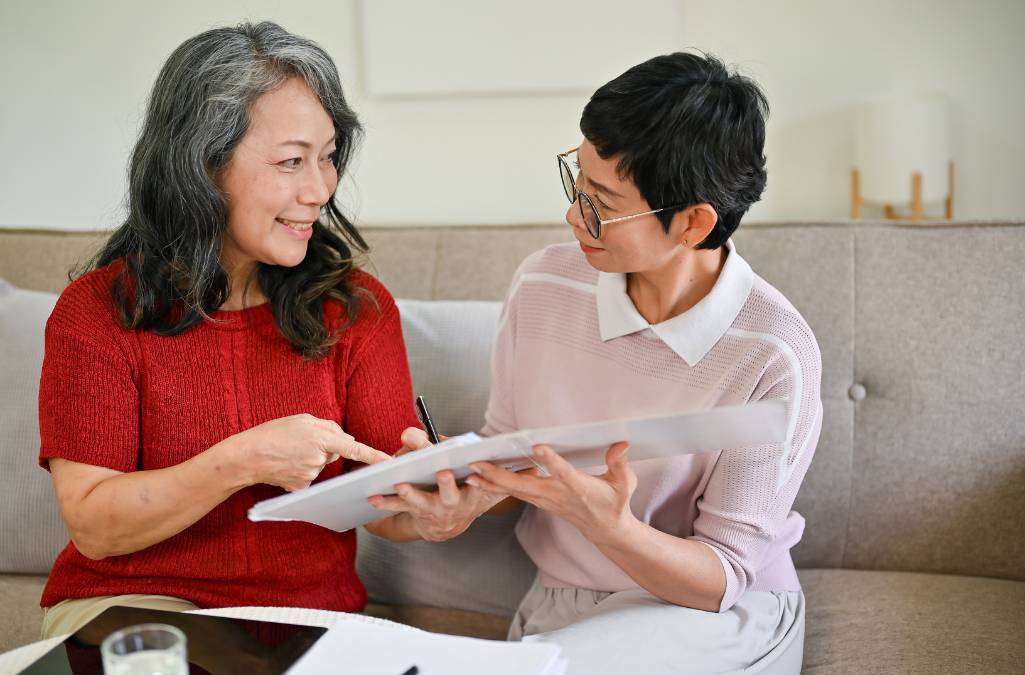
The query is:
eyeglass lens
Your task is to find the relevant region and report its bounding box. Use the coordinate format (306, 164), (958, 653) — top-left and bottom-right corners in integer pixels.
(577, 192), (601, 239)
(559, 157), (577, 203)
(558, 155), (601, 239)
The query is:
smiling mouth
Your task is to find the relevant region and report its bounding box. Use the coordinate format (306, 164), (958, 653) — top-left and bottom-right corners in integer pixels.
(276, 217), (314, 231)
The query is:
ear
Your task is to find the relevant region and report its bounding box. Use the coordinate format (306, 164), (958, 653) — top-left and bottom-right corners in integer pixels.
(670, 203), (718, 248)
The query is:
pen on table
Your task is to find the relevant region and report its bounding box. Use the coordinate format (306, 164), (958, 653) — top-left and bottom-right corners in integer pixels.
(415, 395), (441, 444)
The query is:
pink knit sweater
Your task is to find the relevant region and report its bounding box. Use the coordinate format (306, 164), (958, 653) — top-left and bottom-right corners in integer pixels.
(482, 242), (822, 612)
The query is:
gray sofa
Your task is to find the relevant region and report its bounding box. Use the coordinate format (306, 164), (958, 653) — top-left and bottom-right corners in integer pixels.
(1, 222), (1023, 673)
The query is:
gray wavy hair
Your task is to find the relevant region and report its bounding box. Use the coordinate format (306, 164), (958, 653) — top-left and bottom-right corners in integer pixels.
(91, 21), (369, 357)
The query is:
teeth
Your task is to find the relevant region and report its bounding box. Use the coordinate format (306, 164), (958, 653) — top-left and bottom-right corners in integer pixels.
(277, 218), (313, 231)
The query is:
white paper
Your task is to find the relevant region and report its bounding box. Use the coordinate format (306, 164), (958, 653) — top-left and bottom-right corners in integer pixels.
(249, 400), (788, 533)
(285, 620), (565, 675)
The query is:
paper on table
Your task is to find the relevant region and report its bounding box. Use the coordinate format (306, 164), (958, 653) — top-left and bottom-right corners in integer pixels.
(249, 400), (788, 533)
(285, 620), (565, 675)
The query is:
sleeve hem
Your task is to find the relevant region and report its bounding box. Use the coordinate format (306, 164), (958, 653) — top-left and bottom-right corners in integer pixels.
(692, 538), (741, 613)
(39, 447), (135, 474)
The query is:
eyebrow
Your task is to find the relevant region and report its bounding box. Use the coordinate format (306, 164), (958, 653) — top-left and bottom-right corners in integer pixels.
(575, 153), (626, 201)
(277, 139), (336, 150)
(587, 176), (625, 201)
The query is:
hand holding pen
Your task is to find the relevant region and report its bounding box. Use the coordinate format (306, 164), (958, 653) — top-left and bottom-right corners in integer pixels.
(390, 396), (445, 458)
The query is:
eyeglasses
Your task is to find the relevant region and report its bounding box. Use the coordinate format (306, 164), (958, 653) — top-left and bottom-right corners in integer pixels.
(557, 146), (685, 240)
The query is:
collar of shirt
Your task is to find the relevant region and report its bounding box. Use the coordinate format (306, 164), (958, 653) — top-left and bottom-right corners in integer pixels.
(595, 239), (755, 367)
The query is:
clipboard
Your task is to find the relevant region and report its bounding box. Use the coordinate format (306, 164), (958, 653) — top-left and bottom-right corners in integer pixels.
(248, 400), (788, 532)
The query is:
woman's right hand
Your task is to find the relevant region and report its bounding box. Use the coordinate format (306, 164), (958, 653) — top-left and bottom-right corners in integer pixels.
(231, 414), (392, 492)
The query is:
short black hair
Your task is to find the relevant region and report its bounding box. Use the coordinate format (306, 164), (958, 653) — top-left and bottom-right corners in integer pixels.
(580, 52), (768, 249)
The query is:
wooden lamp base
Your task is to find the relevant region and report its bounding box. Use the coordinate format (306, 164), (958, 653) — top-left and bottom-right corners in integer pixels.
(851, 161), (955, 220)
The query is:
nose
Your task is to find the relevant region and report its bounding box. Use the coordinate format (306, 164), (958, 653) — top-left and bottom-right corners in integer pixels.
(565, 200), (585, 232)
(299, 164), (334, 207)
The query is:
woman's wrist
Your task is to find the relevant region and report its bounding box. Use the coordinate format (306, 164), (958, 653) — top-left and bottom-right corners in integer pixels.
(206, 433), (256, 491)
(583, 510), (641, 550)
(365, 512), (420, 542)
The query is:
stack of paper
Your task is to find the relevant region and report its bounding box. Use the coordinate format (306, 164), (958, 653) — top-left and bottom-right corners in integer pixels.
(286, 620), (566, 675)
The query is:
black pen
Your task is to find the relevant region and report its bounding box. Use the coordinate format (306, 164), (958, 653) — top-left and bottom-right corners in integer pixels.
(415, 395), (441, 444)
(399, 667), (419, 675)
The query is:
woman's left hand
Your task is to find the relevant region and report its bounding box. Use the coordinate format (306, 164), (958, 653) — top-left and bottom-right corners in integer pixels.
(466, 441), (638, 546)
(367, 427), (510, 541)
(367, 471), (509, 541)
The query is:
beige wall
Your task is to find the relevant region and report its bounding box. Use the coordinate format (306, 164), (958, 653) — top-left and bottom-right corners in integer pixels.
(1, 0), (1023, 232)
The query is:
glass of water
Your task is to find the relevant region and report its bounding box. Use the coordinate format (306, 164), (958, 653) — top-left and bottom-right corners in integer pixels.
(100, 623), (188, 675)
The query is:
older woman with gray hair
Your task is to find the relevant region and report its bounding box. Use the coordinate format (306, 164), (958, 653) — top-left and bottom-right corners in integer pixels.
(36, 21), (489, 638)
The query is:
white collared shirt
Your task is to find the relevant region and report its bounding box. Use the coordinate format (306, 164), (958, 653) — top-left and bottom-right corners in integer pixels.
(595, 239), (755, 366)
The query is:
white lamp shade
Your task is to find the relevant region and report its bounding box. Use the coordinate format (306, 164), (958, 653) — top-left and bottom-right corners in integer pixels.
(856, 95), (952, 204)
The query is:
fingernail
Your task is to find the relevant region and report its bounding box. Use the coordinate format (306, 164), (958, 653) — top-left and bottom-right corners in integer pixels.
(533, 445), (546, 458)
(465, 477), (479, 487)
(469, 464), (483, 474)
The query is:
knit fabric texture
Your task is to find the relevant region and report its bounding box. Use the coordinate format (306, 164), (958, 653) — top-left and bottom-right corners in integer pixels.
(37, 263), (419, 611)
(483, 243), (823, 612)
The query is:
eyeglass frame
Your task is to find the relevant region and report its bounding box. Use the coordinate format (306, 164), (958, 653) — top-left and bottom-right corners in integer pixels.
(557, 146), (686, 240)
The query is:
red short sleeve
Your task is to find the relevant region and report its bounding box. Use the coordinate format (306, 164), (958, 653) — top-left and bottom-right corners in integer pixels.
(38, 307), (139, 473)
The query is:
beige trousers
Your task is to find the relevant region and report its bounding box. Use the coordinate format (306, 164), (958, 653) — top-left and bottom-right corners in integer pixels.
(41, 594), (199, 639)
(509, 576), (805, 675)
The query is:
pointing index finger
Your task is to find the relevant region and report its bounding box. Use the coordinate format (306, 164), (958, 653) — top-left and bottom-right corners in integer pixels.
(347, 440), (392, 465)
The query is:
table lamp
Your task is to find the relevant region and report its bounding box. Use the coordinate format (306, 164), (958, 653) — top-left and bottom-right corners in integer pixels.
(851, 95), (954, 220)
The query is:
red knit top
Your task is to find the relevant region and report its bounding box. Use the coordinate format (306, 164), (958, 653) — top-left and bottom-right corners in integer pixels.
(38, 263), (420, 611)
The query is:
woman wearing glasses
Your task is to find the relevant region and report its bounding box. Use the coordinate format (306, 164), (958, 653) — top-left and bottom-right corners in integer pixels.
(388, 52), (821, 674)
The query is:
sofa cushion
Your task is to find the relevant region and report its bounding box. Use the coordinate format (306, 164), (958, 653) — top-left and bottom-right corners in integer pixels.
(800, 568), (1025, 674)
(394, 298), (501, 437)
(848, 225), (1025, 580)
(0, 574), (47, 652)
(0, 280), (68, 574)
(356, 299), (536, 616)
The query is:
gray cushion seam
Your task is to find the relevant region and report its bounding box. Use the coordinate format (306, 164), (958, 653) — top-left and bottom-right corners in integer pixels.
(841, 229), (857, 568)
(429, 232), (443, 300)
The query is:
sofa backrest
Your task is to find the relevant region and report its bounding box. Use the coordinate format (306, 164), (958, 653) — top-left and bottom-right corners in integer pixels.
(0, 280), (64, 574)
(2, 222), (1023, 590)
